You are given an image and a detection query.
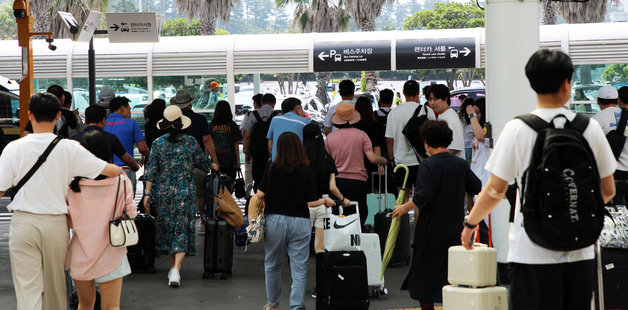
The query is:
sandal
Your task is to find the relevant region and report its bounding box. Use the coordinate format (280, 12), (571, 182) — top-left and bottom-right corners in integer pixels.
(263, 305), (278, 310)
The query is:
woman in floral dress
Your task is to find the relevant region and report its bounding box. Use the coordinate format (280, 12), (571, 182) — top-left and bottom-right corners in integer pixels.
(143, 105), (213, 287)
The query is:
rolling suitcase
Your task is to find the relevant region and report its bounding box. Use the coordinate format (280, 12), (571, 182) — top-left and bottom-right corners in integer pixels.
(596, 246), (628, 310)
(360, 232), (388, 297)
(316, 251), (370, 310)
(374, 210), (410, 265)
(447, 244), (497, 287)
(365, 165), (395, 231)
(442, 285), (508, 310)
(203, 183), (234, 280)
(127, 213), (156, 273)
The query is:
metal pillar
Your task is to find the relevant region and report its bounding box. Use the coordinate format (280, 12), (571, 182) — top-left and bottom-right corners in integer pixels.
(485, 0), (539, 263)
(88, 30), (108, 106)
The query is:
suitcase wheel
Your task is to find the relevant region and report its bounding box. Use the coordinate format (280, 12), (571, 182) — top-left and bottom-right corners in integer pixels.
(372, 289), (379, 298)
(380, 287), (388, 296)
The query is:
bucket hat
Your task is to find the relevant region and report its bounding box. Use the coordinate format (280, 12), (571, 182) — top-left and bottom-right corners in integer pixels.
(170, 90), (195, 108)
(331, 103), (360, 126)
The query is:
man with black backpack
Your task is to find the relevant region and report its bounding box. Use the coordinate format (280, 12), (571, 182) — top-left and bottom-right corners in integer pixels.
(385, 80), (436, 198)
(242, 93), (280, 190)
(461, 50), (616, 310)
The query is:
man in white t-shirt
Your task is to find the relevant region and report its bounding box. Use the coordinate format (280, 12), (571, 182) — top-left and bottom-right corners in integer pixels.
(385, 80), (436, 194)
(427, 84), (465, 160)
(592, 86), (627, 204)
(0, 93), (123, 310)
(323, 80), (355, 135)
(460, 50), (616, 309)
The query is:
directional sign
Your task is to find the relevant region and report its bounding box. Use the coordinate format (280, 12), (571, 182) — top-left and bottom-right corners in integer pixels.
(396, 37), (476, 70)
(106, 13), (160, 43)
(314, 40), (391, 72)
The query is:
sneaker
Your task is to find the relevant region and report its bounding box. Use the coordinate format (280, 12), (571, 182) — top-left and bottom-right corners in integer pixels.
(168, 268), (180, 287)
(311, 286), (317, 298)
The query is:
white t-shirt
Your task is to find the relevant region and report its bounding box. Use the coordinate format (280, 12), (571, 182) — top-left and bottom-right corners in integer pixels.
(437, 108), (465, 160)
(384, 101), (436, 166)
(485, 108), (616, 264)
(470, 137), (491, 186)
(0, 133), (107, 215)
(592, 106), (628, 172)
(323, 100), (354, 133)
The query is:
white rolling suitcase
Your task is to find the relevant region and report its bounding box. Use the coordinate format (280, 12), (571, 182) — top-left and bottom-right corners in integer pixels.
(442, 285), (508, 310)
(448, 244), (497, 287)
(359, 232), (388, 297)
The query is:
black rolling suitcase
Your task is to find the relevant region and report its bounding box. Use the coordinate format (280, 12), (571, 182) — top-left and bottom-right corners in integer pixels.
(127, 213), (156, 273)
(374, 210), (411, 265)
(316, 251), (370, 310)
(202, 170), (234, 280)
(597, 248), (628, 309)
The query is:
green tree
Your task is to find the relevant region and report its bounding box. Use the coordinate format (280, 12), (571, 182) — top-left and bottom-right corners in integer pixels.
(403, 1), (484, 88)
(602, 64), (628, 84)
(160, 17), (229, 36)
(0, 3), (17, 40)
(109, 0), (138, 12)
(175, 0), (239, 35)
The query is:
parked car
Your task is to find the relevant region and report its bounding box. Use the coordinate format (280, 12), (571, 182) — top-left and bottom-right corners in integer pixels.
(450, 87), (486, 112)
(0, 75), (20, 141)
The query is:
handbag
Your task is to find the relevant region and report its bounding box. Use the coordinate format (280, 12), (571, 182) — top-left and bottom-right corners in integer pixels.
(109, 176), (139, 247)
(215, 186), (245, 228)
(234, 169), (246, 199)
(323, 202), (362, 251)
(246, 196), (265, 243)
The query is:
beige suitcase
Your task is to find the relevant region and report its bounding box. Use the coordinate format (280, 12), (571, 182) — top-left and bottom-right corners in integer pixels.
(442, 285), (508, 310)
(448, 244), (497, 287)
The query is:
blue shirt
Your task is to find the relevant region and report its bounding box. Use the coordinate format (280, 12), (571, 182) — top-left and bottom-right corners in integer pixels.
(104, 113), (145, 166)
(266, 112), (310, 160)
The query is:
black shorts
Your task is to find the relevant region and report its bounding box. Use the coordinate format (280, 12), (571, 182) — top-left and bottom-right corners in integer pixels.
(510, 260), (595, 310)
(394, 165), (419, 189)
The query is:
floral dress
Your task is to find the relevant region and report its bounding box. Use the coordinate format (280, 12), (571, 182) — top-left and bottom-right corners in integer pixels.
(144, 133), (210, 255)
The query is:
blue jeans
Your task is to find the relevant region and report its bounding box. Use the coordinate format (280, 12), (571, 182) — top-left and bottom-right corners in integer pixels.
(264, 214), (311, 310)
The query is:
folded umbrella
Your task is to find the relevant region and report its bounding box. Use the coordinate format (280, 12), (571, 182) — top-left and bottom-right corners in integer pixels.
(381, 164), (410, 280)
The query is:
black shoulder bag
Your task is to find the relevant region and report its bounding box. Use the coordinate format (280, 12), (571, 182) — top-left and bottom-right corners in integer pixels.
(606, 108), (628, 160)
(4, 135), (63, 200)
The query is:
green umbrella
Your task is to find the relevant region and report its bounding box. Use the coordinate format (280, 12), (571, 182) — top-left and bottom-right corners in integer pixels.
(381, 164), (410, 280)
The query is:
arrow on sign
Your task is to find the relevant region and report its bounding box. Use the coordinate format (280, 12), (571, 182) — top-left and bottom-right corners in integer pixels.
(462, 47), (471, 57)
(318, 52), (330, 61)
(110, 24), (120, 31)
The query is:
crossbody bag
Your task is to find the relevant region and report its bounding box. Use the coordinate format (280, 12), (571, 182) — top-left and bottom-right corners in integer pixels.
(109, 176), (139, 247)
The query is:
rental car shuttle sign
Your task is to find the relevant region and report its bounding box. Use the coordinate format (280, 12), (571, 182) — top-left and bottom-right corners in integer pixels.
(314, 40), (391, 72)
(106, 13), (160, 43)
(396, 37), (476, 69)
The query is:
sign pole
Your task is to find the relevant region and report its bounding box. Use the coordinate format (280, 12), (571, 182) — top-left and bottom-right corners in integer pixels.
(88, 29), (108, 106)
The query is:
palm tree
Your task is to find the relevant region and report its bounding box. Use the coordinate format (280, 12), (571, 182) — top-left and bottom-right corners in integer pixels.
(50, 0), (110, 39)
(541, 0), (558, 25)
(342, 0), (393, 92)
(175, 0), (239, 35)
(278, 0), (350, 105)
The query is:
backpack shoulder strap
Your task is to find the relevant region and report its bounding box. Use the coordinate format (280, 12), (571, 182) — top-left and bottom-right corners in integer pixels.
(570, 113), (590, 134)
(617, 108), (628, 133)
(410, 105), (422, 119)
(380, 108), (390, 116)
(423, 103), (428, 115)
(515, 114), (548, 132)
(252, 110), (262, 123)
(269, 110), (280, 120)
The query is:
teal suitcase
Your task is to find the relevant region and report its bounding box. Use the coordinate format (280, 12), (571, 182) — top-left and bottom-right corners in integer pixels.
(365, 165), (395, 230)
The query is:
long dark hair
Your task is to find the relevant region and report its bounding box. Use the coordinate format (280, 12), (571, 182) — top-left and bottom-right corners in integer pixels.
(70, 130), (112, 192)
(273, 131), (309, 174)
(209, 100), (232, 127)
(303, 123), (331, 187)
(474, 98), (486, 126)
(355, 96), (375, 122)
(458, 97), (475, 125)
(144, 99), (166, 130)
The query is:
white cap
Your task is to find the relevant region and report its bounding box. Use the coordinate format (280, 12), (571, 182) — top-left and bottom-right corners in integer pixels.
(598, 86), (618, 100)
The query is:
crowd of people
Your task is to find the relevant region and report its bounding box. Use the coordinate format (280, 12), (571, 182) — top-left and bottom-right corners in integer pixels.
(0, 49), (624, 310)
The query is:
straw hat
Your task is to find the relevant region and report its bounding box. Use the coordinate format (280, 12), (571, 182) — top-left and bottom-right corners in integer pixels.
(169, 90), (195, 108)
(331, 103), (360, 126)
(157, 105), (191, 130)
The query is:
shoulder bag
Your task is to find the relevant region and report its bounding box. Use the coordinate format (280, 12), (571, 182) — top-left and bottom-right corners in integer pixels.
(109, 176), (139, 247)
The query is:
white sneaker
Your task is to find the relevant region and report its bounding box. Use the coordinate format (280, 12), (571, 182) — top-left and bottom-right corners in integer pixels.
(168, 268), (180, 287)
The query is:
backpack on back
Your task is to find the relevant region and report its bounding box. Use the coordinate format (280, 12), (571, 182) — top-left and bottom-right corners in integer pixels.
(402, 104), (429, 159)
(517, 113), (606, 251)
(374, 108), (390, 129)
(605, 108), (628, 160)
(250, 110), (279, 161)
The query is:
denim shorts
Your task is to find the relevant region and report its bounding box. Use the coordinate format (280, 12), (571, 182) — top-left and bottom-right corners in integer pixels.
(94, 256), (131, 284)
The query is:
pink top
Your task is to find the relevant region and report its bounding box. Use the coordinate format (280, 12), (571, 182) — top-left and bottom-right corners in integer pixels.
(66, 174), (136, 280)
(325, 127), (373, 181)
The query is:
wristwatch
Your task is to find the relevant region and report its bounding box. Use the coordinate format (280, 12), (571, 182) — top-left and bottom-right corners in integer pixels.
(469, 113), (477, 118)
(463, 217), (477, 229)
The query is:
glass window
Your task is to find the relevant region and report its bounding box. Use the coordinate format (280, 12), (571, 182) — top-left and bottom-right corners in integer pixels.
(569, 64), (628, 116)
(33, 78), (67, 93)
(72, 77), (148, 112)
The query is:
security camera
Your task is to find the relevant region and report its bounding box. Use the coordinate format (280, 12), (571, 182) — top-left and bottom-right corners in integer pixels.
(46, 38), (57, 51)
(13, 0), (26, 19)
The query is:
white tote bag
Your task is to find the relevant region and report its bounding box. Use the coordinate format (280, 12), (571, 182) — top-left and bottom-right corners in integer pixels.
(323, 202), (362, 251)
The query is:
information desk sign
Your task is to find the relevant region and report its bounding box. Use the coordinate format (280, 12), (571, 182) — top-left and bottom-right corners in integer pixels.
(396, 37), (476, 69)
(106, 13), (160, 43)
(314, 40), (391, 72)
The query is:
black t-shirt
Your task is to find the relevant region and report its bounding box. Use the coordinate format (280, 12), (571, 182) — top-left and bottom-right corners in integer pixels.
(182, 109), (211, 151)
(354, 119), (386, 172)
(71, 125), (127, 163)
(210, 121), (243, 169)
(314, 155), (338, 197)
(58, 108), (79, 138)
(145, 122), (165, 149)
(258, 165), (317, 219)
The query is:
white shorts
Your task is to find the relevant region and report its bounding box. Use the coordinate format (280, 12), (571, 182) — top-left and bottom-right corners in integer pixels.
(309, 205), (326, 229)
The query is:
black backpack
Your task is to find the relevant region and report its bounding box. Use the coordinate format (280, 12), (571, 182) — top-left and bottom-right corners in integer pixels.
(517, 113), (605, 251)
(605, 108), (628, 160)
(402, 104), (429, 159)
(250, 110), (280, 160)
(374, 108), (390, 128)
